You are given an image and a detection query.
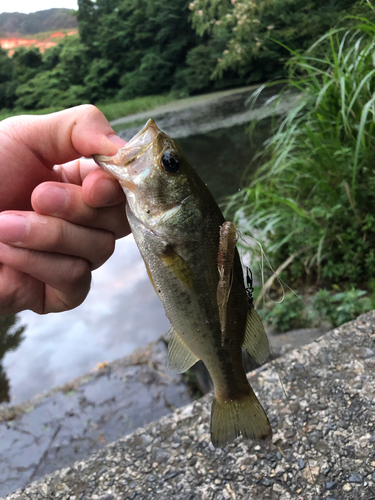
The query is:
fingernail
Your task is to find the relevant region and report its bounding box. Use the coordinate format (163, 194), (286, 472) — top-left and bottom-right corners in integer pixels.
(108, 134), (126, 148)
(36, 185), (68, 215)
(0, 214), (28, 243)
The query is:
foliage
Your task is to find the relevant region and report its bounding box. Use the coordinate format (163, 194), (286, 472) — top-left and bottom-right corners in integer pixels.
(77, 0), (202, 101)
(0, 48), (16, 109)
(0, 314), (26, 403)
(260, 287), (372, 331)
(258, 292), (306, 332)
(229, 16), (375, 289)
(189, 0), (359, 83)
(14, 37), (89, 110)
(311, 288), (372, 326)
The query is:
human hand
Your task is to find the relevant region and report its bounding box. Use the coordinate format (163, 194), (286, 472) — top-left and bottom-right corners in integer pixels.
(0, 105), (129, 315)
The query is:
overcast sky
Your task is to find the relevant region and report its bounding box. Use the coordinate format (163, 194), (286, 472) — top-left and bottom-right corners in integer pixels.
(0, 0), (78, 14)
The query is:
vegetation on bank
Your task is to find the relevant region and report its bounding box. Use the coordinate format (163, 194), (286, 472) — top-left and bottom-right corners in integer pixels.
(0, 93), (177, 123)
(230, 9), (375, 330)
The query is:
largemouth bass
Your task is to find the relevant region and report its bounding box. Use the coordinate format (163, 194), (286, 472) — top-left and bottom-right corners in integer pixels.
(94, 120), (271, 447)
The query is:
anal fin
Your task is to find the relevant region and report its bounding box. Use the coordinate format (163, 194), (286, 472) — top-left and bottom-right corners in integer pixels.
(243, 305), (270, 364)
(168, 327), (199, 373)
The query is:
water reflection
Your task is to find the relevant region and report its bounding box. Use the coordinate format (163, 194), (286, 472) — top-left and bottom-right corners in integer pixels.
(178, 121), (272, 201)
(3, 235), (170, 402)
(0, 315), (25, 403)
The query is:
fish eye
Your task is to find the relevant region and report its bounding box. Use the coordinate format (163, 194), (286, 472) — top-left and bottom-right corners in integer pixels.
(161, 151), (180, 173)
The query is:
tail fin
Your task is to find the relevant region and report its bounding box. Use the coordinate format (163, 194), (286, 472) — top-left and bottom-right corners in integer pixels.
(210, 389), (271, 448)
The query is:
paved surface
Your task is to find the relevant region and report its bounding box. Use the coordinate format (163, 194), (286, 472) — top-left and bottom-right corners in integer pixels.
(0, 342), (191, 498)
(4, 312), (375, 500)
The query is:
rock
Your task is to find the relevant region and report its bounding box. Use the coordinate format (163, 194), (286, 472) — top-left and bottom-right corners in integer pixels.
(348, 473), (363, 483)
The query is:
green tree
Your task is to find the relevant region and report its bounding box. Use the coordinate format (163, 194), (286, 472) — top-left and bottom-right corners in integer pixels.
(190, 0), (359, 83)
(12, 46), (43, 85)
(14, 36), (89, 110)
(0, 47), (16, 109)
(78, 0), (202, 101)
(0, 314), (25, 403)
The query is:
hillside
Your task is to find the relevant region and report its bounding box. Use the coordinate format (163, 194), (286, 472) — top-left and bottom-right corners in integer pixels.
(0, 8), (77, 36)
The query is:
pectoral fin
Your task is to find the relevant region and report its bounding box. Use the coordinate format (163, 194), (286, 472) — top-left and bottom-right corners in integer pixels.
(243, 305), (270, 364)
(168, 327), (199, 373)
(159, 245), (195, 289)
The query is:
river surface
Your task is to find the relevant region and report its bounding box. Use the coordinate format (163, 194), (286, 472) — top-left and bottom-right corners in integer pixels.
(2, 86), (284, 405)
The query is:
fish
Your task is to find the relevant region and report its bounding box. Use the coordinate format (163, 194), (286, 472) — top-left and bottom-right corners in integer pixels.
(93, 119), (271, 447)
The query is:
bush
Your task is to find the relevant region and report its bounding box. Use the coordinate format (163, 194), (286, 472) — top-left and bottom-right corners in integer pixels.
(311, 288), (372, 327)
(230, 16), (375, 290)
(259, 287), (372, 331)
(259, 293), (306, 332)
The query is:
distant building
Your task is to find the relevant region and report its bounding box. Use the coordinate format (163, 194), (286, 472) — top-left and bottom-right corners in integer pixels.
(0, 29), (78, 56)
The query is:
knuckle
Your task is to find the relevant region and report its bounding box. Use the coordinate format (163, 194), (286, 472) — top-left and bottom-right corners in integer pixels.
(78, 104), (105, 121)
(69, 258), (91, 289)
(50, 221), (66, 251)
(93, 231), (115, 269)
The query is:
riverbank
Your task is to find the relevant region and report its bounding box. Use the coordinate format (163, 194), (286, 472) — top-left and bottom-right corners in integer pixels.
(4, 312), (375, 499)
(110, 84), (296, 139)
(0, 324), (327, 497)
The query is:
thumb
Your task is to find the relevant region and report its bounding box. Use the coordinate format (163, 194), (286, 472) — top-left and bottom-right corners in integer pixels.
(2, 104), (124, 170)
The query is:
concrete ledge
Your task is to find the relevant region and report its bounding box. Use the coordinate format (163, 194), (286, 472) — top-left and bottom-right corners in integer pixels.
(4, 312), (375, 500)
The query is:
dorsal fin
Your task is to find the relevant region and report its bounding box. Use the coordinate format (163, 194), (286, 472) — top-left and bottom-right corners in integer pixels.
(168, 327), (199, 373)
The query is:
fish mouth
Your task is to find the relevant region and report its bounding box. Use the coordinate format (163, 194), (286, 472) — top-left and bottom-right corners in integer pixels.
(93, 119), (160, 180)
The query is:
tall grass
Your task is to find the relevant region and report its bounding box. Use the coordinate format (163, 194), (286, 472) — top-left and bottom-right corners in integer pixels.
(229, 15), (375, 290)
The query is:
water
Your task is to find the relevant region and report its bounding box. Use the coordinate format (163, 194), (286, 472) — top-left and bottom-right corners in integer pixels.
(1, 89), (277, 405)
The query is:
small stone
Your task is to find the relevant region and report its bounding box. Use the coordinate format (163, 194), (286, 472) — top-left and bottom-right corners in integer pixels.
(362, 348), (375, 358)
(260, 477), (270, 487)
(273, 483), (285, 494)
(325, 481), (337, 490)
(298, 459), (305, 470)
(348, 473), (363, 483)
(343, 483), (352, 492)
(214, 479), (222, 485)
